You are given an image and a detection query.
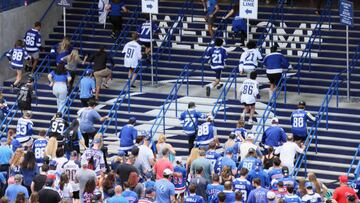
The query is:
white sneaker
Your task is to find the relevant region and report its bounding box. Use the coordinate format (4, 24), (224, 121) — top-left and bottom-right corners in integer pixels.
(240, 112), (245, 120)
(248, 119), (254, 124)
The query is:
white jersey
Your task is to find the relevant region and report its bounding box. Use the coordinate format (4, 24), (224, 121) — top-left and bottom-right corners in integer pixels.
(239, 79), (259, 104)
(122, 40), (142, 69)
(62, 160), (81, 191)
(239, 48), (263, 72)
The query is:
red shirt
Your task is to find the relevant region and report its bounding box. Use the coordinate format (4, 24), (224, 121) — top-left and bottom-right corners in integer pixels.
(153, 158), (173, 180)
(333, 185), (359, 203)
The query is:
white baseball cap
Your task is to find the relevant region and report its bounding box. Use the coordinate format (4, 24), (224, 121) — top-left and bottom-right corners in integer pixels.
(163, 168), (173, 176)
(246, 133), (255, 140)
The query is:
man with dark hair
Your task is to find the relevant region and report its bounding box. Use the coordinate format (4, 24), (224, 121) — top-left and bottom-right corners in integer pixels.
(267, 157), (284, 181)
(205, 141), (221, 170)
(115, 154), (139, 188)
(185, 184), (205, 203)
(190, 149), (213, 183)
(32, 129), (47, 167)
(155, 169), (175, 203)
(217, 192), (227, 203)
(239, 71), (259, 124)
(78, 99), (108, 147)
(190, 167), (208, 200)
(290, 101), (317, 144)
(139, 187), (156, 202)
(235, 191), (243, 203)
(205, 38), (228, 97)
(179, 101), (205, 153)
(49, 112), (69, 147)
(247, 178), (268, 203)
(233, 167), (252, 202)
(206, 174), (224, 203)
(30, 164), (48, 193)
(239, 41), (262, 75)
(23, 21), (42, 72)
(122, 32), (142, 88)
(122, 181), (139, 203)
(38, 174), (61, 203)
(118, 117), (138, 155)
(284, 184), (301, 202)
(277, 166), (298, 189)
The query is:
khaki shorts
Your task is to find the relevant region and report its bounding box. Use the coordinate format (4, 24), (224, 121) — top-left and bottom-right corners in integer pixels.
(28, 51), (39, 59)
(94, 68), (112, 88)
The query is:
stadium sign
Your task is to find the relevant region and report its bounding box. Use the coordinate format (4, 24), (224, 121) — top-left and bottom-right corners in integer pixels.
(239, 0), (258, 19)
(142, 0), (159, 14)
(56, 0), (73, 8)
(339, 0), (353, 27)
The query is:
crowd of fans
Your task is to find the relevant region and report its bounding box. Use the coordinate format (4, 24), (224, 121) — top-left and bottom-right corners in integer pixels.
(0, 0), (360, 203)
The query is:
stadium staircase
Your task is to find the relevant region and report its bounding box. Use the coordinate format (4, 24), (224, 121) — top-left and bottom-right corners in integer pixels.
(0, 0), (359, 189)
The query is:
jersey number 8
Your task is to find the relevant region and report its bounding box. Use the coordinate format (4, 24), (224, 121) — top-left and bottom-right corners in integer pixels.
(12, 51), (23, 61)
(242, 85), (253, 95)
(293, 117), (304, 127)
(25, 36), (35, 46)
(197, 124), (209, 136)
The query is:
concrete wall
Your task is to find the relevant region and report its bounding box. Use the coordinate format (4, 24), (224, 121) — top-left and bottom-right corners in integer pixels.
(0, 0), (62, 85)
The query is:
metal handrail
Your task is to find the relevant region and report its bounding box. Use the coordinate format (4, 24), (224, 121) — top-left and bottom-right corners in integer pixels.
(296, 0), (333, 94)
(347, 144), (360, 182)
(154, 0), (193, 83)
(0, 102), (19, 135)
(97, 62), (143, 136)
(39, 0), (56, 22)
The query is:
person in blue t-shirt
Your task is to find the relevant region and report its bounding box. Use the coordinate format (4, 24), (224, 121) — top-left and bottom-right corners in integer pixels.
(222, 2), (246, 46)
(284, 184), (302, 203)
(290, 101), (317, 143)
(261, 117), (287, 150)
(50, 36), (73, 65)
(195, 114), (218, 149)
(206, 174), (224, 203)
(108, 0), (129, 39)
(118, 117), (138, 155)
(47, 62), (71, 113)
(179, 102), (205, 153)
(247, 178), (268, 203)
(6, 40), (31, 88)
(122, 181), (138, 203)
(247, 162), (270, 188)
(278, 166), (298, 190)
(5, 174), (29, 203)
(267, 157), (284, 182)
(220, 148), (237, 176)
(203, 0), (219, 37)
(79, 69), (96, 107)
(185, 184), (205, 203)
(233, 168), (252, 202)
(155, 169), (176, 203)
(79, 100), (109, 147)
(238, 148), (262, 172)
(205, 38), (228, 97)
(0, 137), (13, 178)
(263, 45), (292, 98)
(107, 185), (129, 203)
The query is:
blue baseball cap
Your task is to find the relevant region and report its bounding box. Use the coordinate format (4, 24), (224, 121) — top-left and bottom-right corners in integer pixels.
(0, 137), (7, 142)
(118, 150), (126, 156)
(85, 69), (93, 75)
(225, 147), (233, 154)
(49, 160), (57, 167)
(129, 117), (136, 122)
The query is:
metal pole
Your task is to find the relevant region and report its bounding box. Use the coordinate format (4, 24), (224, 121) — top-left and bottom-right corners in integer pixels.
(150, 13), (154, 85)
(63, 7), (66, 36)
(346, 25), (350, 101)
(247, 18), (249, 43)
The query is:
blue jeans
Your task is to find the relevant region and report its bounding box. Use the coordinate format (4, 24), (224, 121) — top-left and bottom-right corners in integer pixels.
(53, 82), (67, 113)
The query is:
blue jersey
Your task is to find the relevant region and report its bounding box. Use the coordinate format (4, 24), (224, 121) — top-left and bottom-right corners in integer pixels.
(179, 109), (204, 135)
(16, 118), (33, 143)
(238, 157), (262, 171)
(214, 157), (223, 174)
(172, 165), (187, 193)
(32, 139), (48, 164)
(279, 176), (298, 189)
(23, 28), (41, 52)
(184, 194), (205, 203)
(231, 127), (247, 140)
(137, 21), (159, 42)
(262, 125), (287, 147)
(247, 187), (268, 203)
(205, 47), (228, 69)
(122, 190), (138, 203)
(247, 170), (270, 188)
(232, 16), (247, 32)
(232, 178), (252, 201)
(206, 184), (224, 203)
(290, 109), (316, 137)
(195, 122), (216, 147)
(6, 47), (30, 69)
(263, 52), (291, 74)
(301, 193), (322, 203)
(267, 168), (284, 181)
(118, 124), (137, 151)
(206, 150), (221, 170)
(284, 194), (302, 203)
(207, 0), (218, 15)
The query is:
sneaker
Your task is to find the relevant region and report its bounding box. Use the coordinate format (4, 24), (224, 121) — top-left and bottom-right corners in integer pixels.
(206, 86), (211, 97)
(103, 83), (109, 88)
(131, 85), (136, 88)
(110, 32), (116, 39)
(216, 84), (224, 90)
(240, 112), (245, 120)
(248, 119), (254, 124)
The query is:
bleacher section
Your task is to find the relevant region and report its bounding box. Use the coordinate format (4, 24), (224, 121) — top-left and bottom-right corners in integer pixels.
(1, 0), (360, 189)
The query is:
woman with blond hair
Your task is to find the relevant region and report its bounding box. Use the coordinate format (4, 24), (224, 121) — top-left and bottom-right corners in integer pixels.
(44, 137), (58, 159)
(9, 148), (25, 176)
(156, 134), (176, 159)
(51, 36), (73, 64)
(62, 49), (87, 92)
(186, 148), (200, 174)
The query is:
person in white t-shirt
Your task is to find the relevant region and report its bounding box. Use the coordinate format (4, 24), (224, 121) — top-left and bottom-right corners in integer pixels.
(240, 133), (262, 161)
(275, 135), (304, 173)
(122, 32), (142, 88)
(239, 71), (259, 124)
(239, 41), (263, 76)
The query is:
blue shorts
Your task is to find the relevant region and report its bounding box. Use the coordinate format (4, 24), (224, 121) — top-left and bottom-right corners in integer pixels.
(213, 69), (222, 79)
(11, 66), (23, 70)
